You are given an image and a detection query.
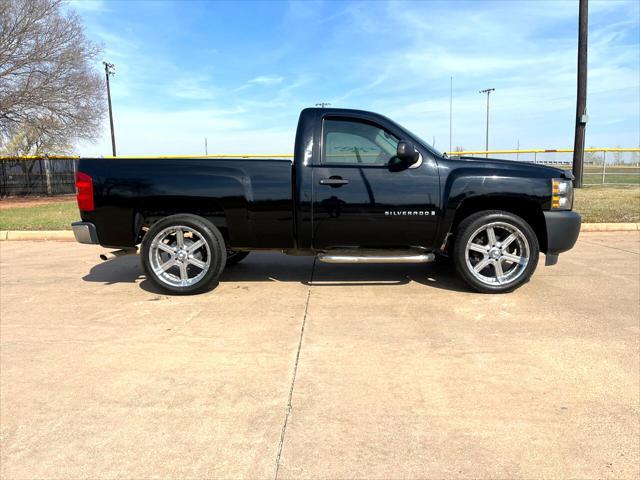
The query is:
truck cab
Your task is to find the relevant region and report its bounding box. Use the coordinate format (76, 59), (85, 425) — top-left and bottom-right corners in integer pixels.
(293, 108), (442, 251)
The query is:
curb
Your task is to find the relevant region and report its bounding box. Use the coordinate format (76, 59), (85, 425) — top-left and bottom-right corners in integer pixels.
(1, 223), (639, 242)
(0, 230), (75, 241)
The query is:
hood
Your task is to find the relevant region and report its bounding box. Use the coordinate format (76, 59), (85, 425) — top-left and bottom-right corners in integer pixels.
(457, 156), (574, 179)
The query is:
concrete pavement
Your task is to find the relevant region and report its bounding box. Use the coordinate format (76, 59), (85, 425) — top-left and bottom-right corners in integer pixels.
(1, 232), (638, 479)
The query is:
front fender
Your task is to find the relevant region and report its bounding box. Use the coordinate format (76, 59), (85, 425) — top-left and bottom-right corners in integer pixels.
(435, 169), (550, 250)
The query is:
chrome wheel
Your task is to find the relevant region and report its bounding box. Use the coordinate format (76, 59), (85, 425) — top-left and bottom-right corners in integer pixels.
(148, 225), (211, 288)
(464, 221), (530, 287)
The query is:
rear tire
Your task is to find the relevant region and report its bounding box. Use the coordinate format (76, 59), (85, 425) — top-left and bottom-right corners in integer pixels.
(226, 250), (250, 266)
(452, 210), (539, 293)
(141, 214), (226, 295)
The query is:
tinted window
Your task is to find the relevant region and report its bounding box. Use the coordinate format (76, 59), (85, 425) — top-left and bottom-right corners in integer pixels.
(323, 119), (399, 165)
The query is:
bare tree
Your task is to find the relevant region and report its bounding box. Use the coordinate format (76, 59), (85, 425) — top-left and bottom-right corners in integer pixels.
(3, 119), (72, 155)
(612, 146), (624, 165)
(584, 147), (603, 166)
(0, 0), (105, 155)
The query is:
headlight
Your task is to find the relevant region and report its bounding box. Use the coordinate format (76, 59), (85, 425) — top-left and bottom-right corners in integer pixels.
(551, 178), (573, 210)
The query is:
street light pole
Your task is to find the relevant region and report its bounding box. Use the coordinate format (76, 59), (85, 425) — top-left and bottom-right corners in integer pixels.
(449, 76), (453, 153)
(103, 62), (116, 157)
(479, 88), (495, 158)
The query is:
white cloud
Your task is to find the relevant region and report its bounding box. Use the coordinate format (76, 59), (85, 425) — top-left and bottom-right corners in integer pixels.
(325, 1), (639, 151)
(90, 28), (137, 60)
(73, 0), (638, 155)
(68, 0), (108, 13)
(78, 107), (258, 156)
(167, 77), (219, 100)
(248, 75), (284, 86)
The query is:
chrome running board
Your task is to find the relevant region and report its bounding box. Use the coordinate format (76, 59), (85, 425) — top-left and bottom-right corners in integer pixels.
(317, 249), (435, 264)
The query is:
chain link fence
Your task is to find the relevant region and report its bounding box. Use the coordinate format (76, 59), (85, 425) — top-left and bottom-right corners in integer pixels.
(448, 148), (640, 186)
(1, 148), (638, 197)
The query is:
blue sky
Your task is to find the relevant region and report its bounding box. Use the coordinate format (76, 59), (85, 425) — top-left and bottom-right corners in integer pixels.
(69, 0), (639, 156)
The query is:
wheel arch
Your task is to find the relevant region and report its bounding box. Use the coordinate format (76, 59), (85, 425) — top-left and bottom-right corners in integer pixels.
(442, 196), (548, 254)
(134, 205), (231, 246)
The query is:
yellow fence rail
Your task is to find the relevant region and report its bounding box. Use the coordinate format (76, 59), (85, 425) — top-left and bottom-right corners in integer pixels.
(0, 147), (638, 161)
(446, 148), (640, 156)
(0, 154), (294, 160)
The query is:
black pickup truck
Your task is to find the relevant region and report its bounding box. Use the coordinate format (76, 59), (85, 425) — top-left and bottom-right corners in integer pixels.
(72, 107), (580, 294)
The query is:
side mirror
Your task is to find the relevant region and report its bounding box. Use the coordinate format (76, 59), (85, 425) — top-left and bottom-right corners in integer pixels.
(396, 140), (419, 165)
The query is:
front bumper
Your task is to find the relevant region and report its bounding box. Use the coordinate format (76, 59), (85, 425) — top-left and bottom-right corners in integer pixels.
(544, 210), (581, 255)
(71, 221), (99, 244)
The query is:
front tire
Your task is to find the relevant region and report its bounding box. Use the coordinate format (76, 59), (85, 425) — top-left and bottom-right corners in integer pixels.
(141, 214), (226, 295)
(452, 210), (539, 293)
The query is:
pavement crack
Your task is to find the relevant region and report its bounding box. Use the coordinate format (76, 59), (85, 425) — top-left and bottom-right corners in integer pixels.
(273, 257), (316, 480)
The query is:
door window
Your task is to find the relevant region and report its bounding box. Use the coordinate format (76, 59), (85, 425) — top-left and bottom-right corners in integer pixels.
(322, 119), (399, 166)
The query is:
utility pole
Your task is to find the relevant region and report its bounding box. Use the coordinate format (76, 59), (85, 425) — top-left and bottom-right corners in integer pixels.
(315, 102), (331, 108)
(103, 62), (116, 156)
(479, 88), (495, 158)
(572, 0), (588, 188)
(205, 138), (208, 155)
(449, 76), (453, 153)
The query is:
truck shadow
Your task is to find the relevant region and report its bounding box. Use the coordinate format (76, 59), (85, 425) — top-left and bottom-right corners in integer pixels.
(82, 251), (470, 294)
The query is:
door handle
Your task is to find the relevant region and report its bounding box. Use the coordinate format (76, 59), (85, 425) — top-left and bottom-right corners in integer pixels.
(319, 177), (349, 187)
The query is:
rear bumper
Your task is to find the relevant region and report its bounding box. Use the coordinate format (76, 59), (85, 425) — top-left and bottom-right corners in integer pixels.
(71, 221), (99, 244)
(544, 211), (581, 255)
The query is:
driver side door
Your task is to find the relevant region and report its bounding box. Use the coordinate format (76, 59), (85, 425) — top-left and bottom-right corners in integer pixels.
(311, 117), (440, 249)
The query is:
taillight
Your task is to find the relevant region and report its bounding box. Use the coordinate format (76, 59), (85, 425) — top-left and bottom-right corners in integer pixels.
(75, 171), (94, 212)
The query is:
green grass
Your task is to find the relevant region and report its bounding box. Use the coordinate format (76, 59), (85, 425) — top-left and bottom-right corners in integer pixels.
(583, 165), (640, 185)
(0, 186), (638, 231)
(0, 201), (78, 230)
(574, 185), (640, 223)
(584, 175), (640, 185)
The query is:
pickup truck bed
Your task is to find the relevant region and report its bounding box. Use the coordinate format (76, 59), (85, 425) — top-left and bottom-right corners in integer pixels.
(79, 158), (294, 248)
